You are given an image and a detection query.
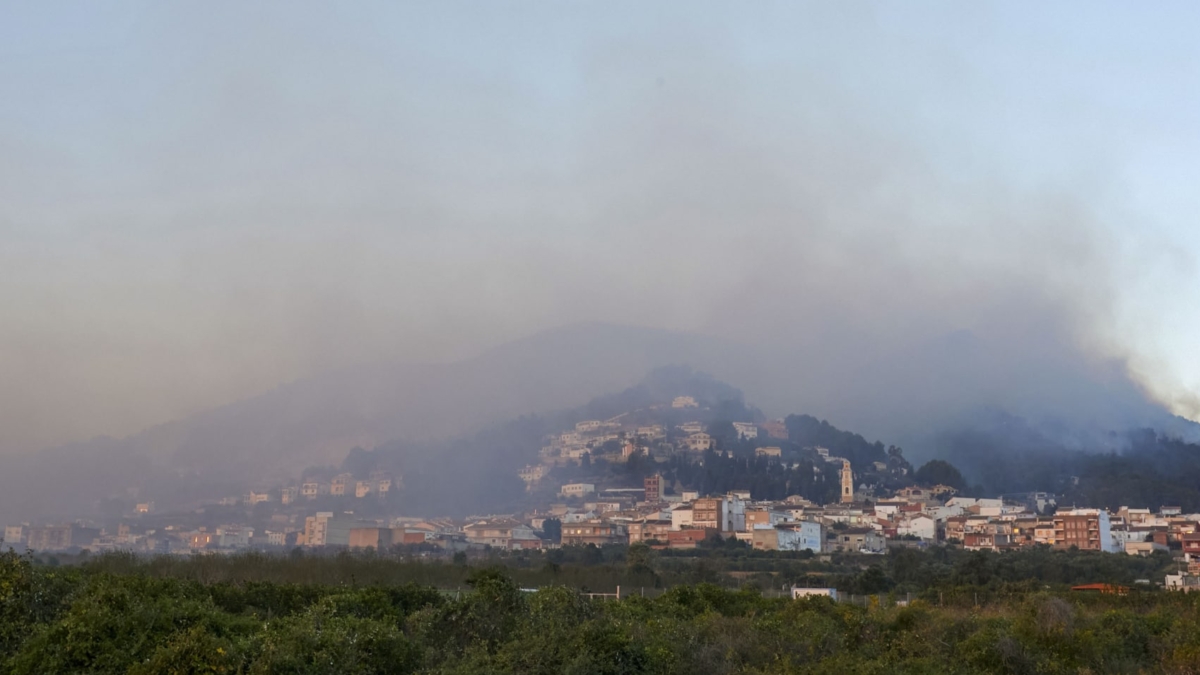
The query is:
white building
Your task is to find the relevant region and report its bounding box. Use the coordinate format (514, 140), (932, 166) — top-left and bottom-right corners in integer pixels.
(898, 514), (937, 541)
(792, 587), (838, 600)
(672, 396), (699, 408)
(754, 521), (823, 553)
(637, 425), (666, 440)
(670, 505), (694, 530)
(246, 491), (271, 505)
(560, 483), (596, 498)
(732, 422), (759, 440)
(3, 525), (26, 548)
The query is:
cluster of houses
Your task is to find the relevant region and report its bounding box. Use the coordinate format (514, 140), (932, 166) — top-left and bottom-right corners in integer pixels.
(199, 471), (402, 509)
(527, 415), (789, 488)
(7, 473), (1200, 587)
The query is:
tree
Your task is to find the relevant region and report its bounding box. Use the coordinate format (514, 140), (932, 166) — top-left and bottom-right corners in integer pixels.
(914, 459), (966, 490)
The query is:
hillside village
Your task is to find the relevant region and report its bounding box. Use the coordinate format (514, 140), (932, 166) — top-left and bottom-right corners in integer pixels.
(7, 383), (1200, 592)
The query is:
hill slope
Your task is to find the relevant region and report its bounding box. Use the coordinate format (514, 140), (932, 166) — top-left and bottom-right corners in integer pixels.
(0, 323), (746, 520)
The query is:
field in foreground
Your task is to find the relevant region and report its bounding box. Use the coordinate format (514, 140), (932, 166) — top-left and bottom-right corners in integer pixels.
(3, 549), (1200, 674)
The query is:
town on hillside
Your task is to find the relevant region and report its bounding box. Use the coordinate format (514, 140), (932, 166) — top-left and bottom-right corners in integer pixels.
(7, 388), (1200, 593)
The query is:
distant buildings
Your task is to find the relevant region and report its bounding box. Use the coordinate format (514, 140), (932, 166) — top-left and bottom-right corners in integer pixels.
(303, 512), (354, 547)
(644, 474), (663, 503)
(761, 420), (789, 440)
(752, 521), (823, 553)
(562, 522), (627, 546)
(463, 519), (542, 550)
(732, 422), (758, 440)
(3, 525), (25, 548)
(561, 483), (596, 498)
(671, 396), (698, 409)
(26, 524), (100, 551)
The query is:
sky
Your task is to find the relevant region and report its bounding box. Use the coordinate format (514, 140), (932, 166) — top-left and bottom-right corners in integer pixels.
(1, 1), (1198, 453)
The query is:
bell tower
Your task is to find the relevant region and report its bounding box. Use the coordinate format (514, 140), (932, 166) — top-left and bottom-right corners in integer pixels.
(840, 460), (854, 504)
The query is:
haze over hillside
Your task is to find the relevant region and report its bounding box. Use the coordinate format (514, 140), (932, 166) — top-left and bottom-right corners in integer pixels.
(3, 4), (1200, 458)
(2, 4), (1199, 526)
(1, 320), (1193, 523)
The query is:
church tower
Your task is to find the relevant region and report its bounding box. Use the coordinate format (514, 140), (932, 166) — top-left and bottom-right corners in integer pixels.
(840, 460), (854, 503)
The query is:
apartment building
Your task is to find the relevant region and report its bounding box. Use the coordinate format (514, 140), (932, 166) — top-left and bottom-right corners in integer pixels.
(304, 512), (355, 547)
(1054, 509), (1115, 552)
(562, 522), (628, 546)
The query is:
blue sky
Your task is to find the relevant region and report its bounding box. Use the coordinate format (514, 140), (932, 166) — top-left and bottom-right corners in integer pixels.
(1, 1), (1198, 450)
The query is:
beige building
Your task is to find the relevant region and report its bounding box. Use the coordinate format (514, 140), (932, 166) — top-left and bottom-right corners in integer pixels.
(561, 522), (628, 546)
(330, 473), (353, 497)
(463, 519), (543, 550)
(829, 528), (885, 553)
(628, 518), (672, 544)
(26, 524), (100, 551)
(304, 512), (354, 547)
(560, 483), (596, 498)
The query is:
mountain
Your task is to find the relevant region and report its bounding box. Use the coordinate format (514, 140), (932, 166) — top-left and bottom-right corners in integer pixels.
(0, 323), (748, 521)
(2, 320), (1196, 523)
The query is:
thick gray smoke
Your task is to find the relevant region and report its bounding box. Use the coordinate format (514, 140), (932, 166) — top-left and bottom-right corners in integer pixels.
(0, 2), (1197, 459)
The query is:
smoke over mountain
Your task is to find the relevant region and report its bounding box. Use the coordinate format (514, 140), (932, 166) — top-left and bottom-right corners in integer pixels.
(1, 3), (1197, 470)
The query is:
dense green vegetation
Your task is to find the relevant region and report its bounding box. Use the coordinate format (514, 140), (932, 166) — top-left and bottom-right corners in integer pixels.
(4, 546), (1198, 674)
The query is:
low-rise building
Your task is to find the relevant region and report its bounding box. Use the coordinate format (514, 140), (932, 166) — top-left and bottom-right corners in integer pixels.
(897, 514), (937, 541)
(463, 519), (543, 550)
(752, 521), (823, 553)
(628, 518), (672, 544)
(1126, 541), (1169, 556)
(1183, 532), (1200, 560)
(26, 524), (100, 551)
(745, 508), (789, 530)
(349, 527), (395, 549)
(3, 525), (26, 548)
(830, 528), (886, 554)
(762, 420), (788, 440)
(304, 512), (355, 547)
(519, 465), (549, 489)
(733, 422), (759, 440)
(562, 522), (628, 546)
(330, 473), (353, 497)
(561, 483), (596, 498)
(666, 528), (714, 549)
